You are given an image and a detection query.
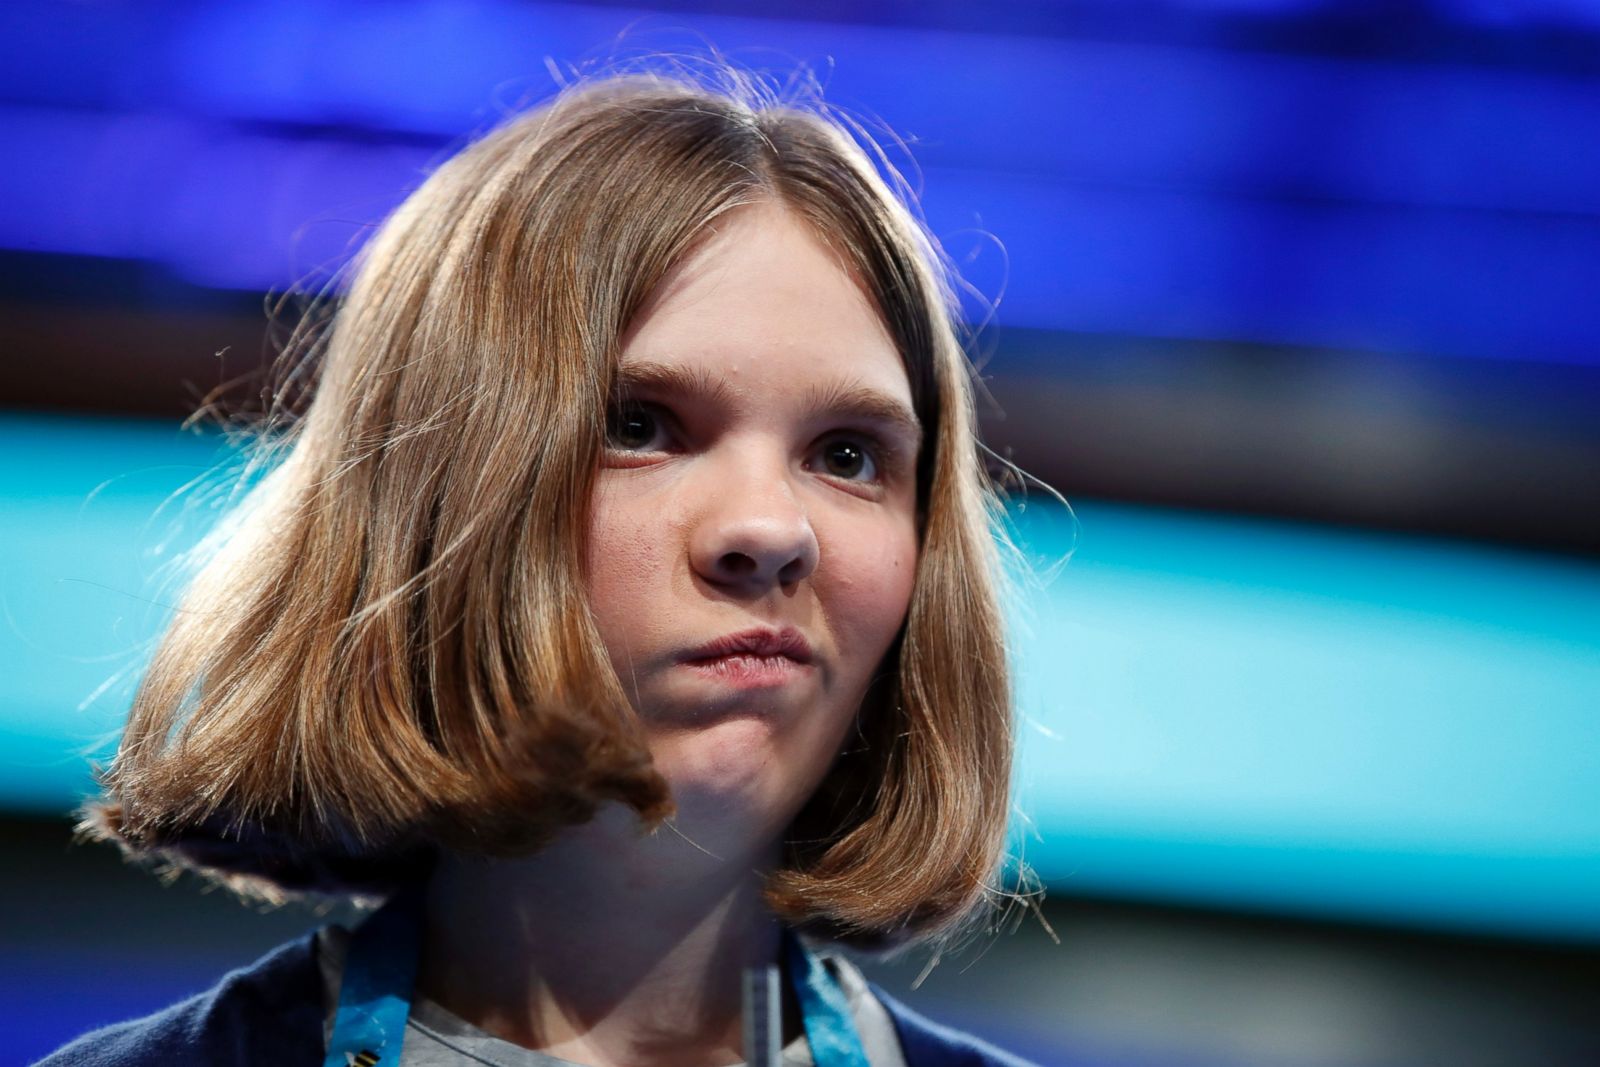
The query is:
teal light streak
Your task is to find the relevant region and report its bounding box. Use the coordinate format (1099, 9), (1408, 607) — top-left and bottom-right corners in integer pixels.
(3, 413), (1596, 941)
(1005, 500), (1600, 941)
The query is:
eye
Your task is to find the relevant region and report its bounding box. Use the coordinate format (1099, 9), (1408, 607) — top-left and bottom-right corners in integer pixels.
(812, 437), (880, 483)
(605, 401), (671, 452)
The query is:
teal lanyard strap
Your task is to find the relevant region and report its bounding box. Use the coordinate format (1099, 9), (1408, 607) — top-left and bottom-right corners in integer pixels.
(783, 927), (872, 1067)
(322, 891), (421, 1067)
(325, 894), (871, 1067)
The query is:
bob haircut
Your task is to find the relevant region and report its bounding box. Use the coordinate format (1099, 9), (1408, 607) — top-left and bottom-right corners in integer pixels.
(82, 63), (1018, 951)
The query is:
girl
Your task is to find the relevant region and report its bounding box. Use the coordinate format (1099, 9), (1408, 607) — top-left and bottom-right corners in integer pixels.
(42, 63), (1038, 1067)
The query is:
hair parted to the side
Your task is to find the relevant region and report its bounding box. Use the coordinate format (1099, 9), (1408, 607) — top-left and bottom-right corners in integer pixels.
(81, 58), (1025, 952)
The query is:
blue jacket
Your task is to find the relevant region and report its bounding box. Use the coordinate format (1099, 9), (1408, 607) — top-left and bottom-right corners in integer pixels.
(35, 932), (1040, 1066)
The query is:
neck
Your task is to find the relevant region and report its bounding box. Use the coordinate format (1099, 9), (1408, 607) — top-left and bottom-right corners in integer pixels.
(416, 803), (800, 1067)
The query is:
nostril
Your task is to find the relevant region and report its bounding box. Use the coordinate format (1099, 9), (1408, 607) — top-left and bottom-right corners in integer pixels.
(776, 558), (807, 584)
(693, 512), (820, 589)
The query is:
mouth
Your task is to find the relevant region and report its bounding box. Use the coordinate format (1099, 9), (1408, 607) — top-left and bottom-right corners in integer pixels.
(678, 626), (815, 666)
(676, 627), (816, 689)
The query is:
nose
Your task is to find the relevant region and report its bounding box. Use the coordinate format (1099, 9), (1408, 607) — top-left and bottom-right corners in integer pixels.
(688, 451), (819, 593)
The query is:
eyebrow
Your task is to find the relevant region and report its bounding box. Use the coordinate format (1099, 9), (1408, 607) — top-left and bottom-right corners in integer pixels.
(613, 360), (734, 408)
(614, 360), (923, 448)
(797, 379), (923, 450)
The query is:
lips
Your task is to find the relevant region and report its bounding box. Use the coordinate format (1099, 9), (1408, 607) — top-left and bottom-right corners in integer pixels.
(679, 626), (815, 665)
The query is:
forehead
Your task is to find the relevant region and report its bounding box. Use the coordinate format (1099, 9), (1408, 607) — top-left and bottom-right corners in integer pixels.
(617, 202), (912, 408)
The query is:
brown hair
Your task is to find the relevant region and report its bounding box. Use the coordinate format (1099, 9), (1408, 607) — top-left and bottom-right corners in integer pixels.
(82, 64), (1020, 950)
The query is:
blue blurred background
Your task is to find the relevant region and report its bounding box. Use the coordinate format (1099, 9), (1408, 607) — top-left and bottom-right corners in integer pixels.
(2, 2), (1597, 1065)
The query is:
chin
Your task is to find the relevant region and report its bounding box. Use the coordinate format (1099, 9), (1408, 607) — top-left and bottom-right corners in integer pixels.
(650, 723), (824, 831)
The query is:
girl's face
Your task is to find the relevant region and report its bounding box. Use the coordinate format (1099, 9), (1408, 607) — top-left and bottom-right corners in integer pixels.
(585, 201), (922, 858)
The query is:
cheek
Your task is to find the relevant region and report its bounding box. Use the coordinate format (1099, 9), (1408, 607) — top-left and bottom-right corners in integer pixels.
(824, 514), (920, 665)
(584, 483), (672, 664)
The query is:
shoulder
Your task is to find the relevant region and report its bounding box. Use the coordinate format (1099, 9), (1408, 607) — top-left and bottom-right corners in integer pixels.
(32, 932), (325, 1067)
(818, 949), (1042, 1067)
(863, 980), (1044, 1067)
